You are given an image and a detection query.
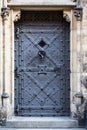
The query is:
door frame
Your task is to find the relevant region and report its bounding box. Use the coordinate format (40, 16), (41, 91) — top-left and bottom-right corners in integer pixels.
(1, 5), (82, 119)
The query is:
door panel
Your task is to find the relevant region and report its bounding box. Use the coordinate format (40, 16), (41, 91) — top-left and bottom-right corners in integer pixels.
(15, 11), (70, 116)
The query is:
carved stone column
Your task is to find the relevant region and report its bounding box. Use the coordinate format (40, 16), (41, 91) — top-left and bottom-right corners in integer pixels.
(72, 0), (84, 120)
(1, 0), (10, 119)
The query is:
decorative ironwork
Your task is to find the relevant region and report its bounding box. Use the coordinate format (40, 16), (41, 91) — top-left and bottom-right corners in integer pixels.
(15, 11), (70, 116)
(38, 40), (46, 48)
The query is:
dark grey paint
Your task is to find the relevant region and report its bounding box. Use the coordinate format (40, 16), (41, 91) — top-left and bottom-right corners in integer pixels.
(15, 11), (70, 116)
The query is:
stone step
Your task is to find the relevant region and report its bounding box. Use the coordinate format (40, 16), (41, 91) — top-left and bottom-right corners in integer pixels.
(6, 117), (78, 128)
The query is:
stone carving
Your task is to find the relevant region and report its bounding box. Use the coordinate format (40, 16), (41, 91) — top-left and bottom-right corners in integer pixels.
(63, 11), (71, 22)
(73, 100), (86, 119)
(1, 7), (10, 20)
(73, 92), (86, 119)
(74, 7), (83, 21)
(63, 13), (70, 22)
(73, 0), (83, 21)
(81, 76), (87, 88)
(14, 11), (21, 22)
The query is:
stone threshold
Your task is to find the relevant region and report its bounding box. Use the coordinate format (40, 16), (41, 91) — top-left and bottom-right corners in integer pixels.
(6, 116), (78, 128)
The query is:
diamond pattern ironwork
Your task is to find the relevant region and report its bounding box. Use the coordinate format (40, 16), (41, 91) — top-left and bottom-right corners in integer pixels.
(38, 40), (46, 48)
(15, 11), (70, 117)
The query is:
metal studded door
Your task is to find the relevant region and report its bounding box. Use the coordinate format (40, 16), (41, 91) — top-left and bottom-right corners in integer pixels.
(15, 11), (70, 116)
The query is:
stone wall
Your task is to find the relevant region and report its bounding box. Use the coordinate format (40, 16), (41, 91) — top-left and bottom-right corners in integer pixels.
(81, 0), (87, 100)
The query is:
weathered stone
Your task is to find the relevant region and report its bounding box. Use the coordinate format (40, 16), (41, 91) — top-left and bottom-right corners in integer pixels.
(6, 117), (78, 128)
